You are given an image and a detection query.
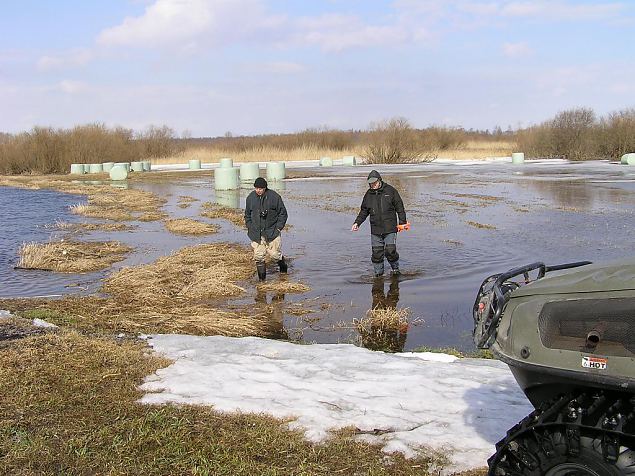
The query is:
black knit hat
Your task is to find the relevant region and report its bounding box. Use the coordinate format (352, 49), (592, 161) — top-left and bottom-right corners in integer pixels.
(254, 177), (267, 188)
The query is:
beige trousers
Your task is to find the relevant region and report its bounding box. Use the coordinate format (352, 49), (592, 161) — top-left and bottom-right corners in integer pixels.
(251, 235), (282, 263)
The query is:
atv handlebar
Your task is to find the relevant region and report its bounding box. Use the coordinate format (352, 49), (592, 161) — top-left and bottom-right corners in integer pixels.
(473, 260), (592, 348)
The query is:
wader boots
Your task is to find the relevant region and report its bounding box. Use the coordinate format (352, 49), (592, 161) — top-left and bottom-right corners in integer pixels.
(278, 257), (288, 273)
(256, 262), (266, 281)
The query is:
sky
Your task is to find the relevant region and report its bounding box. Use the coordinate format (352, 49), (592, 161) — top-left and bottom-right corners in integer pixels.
(1, 0), (634, 137)
(140, 333), (534, 472)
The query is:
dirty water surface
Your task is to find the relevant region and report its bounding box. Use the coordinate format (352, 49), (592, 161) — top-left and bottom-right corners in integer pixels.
(2, 159), (635, 352)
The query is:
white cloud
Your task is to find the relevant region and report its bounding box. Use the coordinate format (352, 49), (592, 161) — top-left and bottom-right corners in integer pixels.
(502, 41), (532, 58)
(500, 1), (625, 21)
(57, 80), (89, 94)
(97, 0), (216, 47)
(294, 14), (410, 52)
(36, 49), (94, 71)
(395, 0), (627, 24)
(95, 0), (431, 53)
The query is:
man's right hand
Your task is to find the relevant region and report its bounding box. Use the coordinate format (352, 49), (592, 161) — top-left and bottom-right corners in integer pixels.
(351, 223), (359, 231)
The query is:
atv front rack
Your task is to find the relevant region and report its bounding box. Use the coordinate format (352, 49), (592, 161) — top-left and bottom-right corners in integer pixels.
(472, 260), (592, 349)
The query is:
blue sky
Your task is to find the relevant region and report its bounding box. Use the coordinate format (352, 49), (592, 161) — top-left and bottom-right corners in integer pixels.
(1, 0), (634, 136)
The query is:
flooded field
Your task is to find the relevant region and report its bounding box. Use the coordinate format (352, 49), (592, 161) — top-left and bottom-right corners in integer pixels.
(2, 159), (635, 351)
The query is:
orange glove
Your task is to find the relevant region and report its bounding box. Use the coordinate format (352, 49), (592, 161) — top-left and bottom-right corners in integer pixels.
(397, 222), (411, 232)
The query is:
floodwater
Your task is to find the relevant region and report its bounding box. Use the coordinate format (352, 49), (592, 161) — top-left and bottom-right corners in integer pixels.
(2, 159), (635, 351)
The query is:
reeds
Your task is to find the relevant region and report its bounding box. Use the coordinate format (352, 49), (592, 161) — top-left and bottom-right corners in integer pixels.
(163, 218), (219, 235)
(51, 221), (135, 232)
(257, 280), (311, 294)
(362, 307), (411, 330)
(17, 240), (131, 273)
(200, 202), (245, 227)
(104, 243), (253, 302)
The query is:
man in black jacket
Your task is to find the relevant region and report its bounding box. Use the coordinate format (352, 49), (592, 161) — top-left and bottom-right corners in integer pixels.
(244, 177), (288, 281)
(351, 170), (407, 277)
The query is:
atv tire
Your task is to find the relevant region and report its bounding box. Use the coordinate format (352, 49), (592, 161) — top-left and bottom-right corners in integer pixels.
(491, 427), (635, 475)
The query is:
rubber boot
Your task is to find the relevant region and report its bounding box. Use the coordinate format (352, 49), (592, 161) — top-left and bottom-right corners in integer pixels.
(373, 262), (385, 277)
(389, 259), (400, 276)
(256, 262), (266, 281)
(278, 256), (288, 273)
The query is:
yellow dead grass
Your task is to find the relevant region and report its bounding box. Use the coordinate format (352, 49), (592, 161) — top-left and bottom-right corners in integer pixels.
(4, 243), (271, 337)
(439, 140), (516, 159)
(51, 221), (135, 232)
(257, 280), (311, 294)
(200, 201), (245, 228)
(17, 240), (131, 273)
(104, 243), (253, 301)
(364, 307), (411, 329)
(152, 145), (364, 165)
(164, 218), (219, 235)
(0, 174), (167, 222)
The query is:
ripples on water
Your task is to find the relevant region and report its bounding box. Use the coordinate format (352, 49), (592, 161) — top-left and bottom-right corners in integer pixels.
(2, 161), (635, 350)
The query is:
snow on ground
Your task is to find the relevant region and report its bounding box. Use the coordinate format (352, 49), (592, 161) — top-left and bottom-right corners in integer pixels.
(140, 335), (533, 473)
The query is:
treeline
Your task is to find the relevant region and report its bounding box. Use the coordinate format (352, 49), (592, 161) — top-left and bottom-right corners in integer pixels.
(0, 124), (179, 174)
(2, 106), (634, 174)
(517, 107), (635, 161)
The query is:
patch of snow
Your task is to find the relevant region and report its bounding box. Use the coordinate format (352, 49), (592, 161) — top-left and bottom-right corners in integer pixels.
(32, 318), (58, 328)
(140, 335), (533, 472)
(0, 309), (13, 319)
(396, 351), (459, 363)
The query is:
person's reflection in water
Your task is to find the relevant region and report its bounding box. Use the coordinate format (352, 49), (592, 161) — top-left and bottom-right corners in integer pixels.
(360, 277), (408, 352)
(255, 289), (288, 339)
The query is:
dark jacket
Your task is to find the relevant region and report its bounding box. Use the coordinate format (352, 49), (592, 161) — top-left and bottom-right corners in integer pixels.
(354, 171), (406, 235)
(244, 189), (288, 242)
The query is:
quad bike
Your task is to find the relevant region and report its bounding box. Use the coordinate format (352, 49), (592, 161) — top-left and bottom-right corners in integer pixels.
(473, 260), (635, 475)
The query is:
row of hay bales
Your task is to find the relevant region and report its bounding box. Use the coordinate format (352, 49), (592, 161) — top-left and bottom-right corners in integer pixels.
(212, 158), (286, 191)
(319, 155), (357, 167)
(70, 161), (152, 175)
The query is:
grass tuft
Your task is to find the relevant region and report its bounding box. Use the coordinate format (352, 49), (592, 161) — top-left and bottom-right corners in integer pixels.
(17, 240), (131, 273)
(163, 218), (219, 235)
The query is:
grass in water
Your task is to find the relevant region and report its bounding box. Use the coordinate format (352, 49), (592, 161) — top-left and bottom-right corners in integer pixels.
(257, 280), (311, 294)
(51, 221), (136, 232)
(163, 218), (219, 235)
(0, 330), (457, 475)
(2, 243), (280, 337)
(200, 201), (245, 228)
(17, 240), (131, 273)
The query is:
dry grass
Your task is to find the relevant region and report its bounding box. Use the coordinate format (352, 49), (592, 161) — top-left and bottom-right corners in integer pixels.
(137, 211), (169, 222)
(439, 140), (516, 159)
(466, 221), (497, 230)
(362, 307), (411, 330)
(200, 201), (245, 227)
(177, 195), (198, 209)
(17, 240), (131, 273)
(0, 330), (449, 475)
(2, 243), (272, 337)
(153, 145), (364, 165)
(0, 174), (167, 222)
(104, 243), (253, 301)
(257, 280), (311, 294)
(163, 218), (219, 235)
(70, 203), (134, 221)
(51, 221), (135, 232)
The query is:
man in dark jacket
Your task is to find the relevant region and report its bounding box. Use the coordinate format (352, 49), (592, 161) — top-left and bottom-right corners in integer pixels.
(351, 170), (407, 277)
(245, 177), (288, 281)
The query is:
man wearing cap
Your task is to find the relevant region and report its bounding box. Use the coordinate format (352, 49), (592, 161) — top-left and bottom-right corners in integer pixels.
(351, 170), (407, 277)
(245, 177), (288, 281)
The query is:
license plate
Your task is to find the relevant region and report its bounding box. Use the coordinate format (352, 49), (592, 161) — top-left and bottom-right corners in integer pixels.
(582, 356), (607, 370)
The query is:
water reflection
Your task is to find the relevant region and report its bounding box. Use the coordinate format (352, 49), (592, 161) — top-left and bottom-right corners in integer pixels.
(359, 277), (408, 353)
(255, 289), (288, 339)
(215, 189), (240, 209)
(268, 180), (286, 192)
